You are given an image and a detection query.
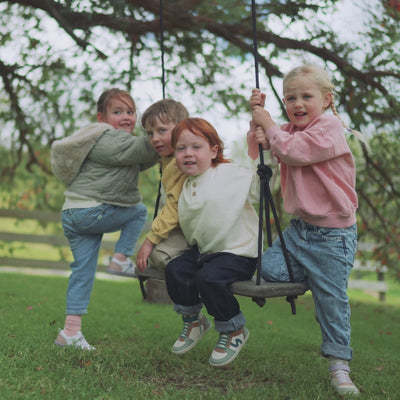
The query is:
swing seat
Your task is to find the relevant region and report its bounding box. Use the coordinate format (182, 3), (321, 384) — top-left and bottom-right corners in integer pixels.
(136, 266), (308, 302)
(231, 278), (308, 299)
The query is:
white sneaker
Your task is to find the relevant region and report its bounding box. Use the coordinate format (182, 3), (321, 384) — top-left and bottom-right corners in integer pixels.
(106, 257), (138, 277)
(209, 327), (249, 367)
(329, 361), (359, 396)
(172, 312), (211, 354)
(54, 329), (95, 351)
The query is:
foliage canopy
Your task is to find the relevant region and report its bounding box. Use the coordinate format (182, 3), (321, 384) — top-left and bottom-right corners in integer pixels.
(0, 0), (399, 279)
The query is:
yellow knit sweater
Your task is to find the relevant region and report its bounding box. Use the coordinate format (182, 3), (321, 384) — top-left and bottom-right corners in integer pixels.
(147, 157), (186, 245)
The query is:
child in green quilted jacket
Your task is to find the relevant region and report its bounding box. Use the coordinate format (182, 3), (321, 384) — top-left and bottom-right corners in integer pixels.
(51, 88), (159, 350)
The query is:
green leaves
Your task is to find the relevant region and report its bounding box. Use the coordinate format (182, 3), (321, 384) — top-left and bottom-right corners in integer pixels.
(0, 0), (399, 281)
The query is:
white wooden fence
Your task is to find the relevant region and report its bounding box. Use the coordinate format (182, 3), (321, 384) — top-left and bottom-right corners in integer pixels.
(0, 208), (389, 301)
(349, 243), (388, 302)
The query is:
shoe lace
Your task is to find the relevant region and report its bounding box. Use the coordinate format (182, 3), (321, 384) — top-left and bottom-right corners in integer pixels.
(331, 369), (353, 386)
(215, 333), (230, 351)
(74, 334), (95, 350)
(179, 321), (193, 339)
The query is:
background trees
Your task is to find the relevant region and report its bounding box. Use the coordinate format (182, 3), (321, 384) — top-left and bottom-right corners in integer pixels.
(0, 0), (399, 279)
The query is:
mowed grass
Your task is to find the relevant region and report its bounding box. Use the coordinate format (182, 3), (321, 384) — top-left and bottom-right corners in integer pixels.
(0, 272), (399, 400)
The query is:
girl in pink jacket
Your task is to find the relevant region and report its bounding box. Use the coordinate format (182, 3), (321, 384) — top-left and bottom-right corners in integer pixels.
(249, 64), (366, 396)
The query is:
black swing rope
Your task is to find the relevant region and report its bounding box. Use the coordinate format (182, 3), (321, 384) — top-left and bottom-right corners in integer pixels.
(251, 0), (298, 314)
(152, 0), (166, 220)
(159, 0), (166, 101)
(151, 1), (298, 314)
(141, 2), (165, 297)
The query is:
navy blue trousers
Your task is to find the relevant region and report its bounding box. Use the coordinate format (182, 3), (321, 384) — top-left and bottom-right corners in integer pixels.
(165, 247), (256, 324)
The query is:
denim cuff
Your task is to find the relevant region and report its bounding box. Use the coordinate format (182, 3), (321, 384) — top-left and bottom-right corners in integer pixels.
(173, 302), (203, 316)
(214, 311), (246, 333)
(321, 341), (353, 362)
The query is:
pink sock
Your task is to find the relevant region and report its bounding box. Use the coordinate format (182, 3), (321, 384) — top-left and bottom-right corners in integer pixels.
(63, 315), (82, 337)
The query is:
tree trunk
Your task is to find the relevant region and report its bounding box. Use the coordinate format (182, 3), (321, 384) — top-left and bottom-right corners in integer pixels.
(144, 278), (172, 304)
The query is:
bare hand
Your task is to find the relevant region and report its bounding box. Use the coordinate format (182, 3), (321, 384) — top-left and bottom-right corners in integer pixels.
(249, 88), (266, 110)
(254, 126), (269, 150)
(252, 106), (270, 127)
(136, 238), (155, 272)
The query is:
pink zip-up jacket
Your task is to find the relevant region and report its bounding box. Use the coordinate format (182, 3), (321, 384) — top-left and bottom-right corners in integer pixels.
(265, 114), (358, 228)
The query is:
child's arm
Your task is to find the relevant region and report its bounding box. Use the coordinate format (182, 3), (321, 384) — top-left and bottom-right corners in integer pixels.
(254, 126), (269, 149)
(136, 160), (185, 271)
(136, 189), (181, 271)
(94, 132), (159, 166)
(252, 106), (277, 132)
(247, 121), (270, 160)
(136, 238), (155, 271)
(251, 91), (276, 134)
(247, 89), (271, 159)
(250, 88), (277, 132)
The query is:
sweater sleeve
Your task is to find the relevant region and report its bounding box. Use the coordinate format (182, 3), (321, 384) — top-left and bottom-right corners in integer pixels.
(266, 115), (344, 166)
(89, 130), (159, 166)
(147, 159), (186, 245)
(51, 123), (113, 185)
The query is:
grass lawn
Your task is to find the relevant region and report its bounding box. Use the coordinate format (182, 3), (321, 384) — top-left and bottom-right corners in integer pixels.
(0, 272), (399, 400)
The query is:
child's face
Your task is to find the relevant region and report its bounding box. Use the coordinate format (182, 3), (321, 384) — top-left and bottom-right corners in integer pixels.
(146, 117), (176, 157)
(175, 129), (218, 176)
(97, 98), (137, 133)
(283, 75), (332, 130)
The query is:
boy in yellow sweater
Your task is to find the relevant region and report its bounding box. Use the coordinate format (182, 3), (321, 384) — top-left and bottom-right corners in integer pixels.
(136, 99), (191, 270)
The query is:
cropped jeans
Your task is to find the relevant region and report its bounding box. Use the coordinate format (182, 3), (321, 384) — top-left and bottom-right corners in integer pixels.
(166, 247), (257, 333)
(261, 217), (357, 361)
(62, 203), (147, 315)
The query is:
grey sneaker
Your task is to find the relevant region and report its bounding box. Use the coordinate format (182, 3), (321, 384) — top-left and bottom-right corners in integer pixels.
(106, 257), (138, 277)
(54, 329), (95, 351)
(209, 327), (249, 367)
(329, 361), (359, 396)
(172, 312), (211, 354)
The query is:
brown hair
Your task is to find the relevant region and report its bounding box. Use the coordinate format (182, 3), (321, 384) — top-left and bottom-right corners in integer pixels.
(141, 99), (189, 129)
(97, 88), (136, 114)
(171, 117), (230, 166)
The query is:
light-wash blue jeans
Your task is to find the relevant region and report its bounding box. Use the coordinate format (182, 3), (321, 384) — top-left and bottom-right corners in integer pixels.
(62, 203), (147, 314)
(261, 217), (357, 361)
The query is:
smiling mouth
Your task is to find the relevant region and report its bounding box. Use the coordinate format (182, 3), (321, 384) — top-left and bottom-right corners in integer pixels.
(294, 112), (307, 117)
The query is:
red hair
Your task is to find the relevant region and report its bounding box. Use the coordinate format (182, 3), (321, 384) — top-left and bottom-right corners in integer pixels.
(171, 118), (230, 166)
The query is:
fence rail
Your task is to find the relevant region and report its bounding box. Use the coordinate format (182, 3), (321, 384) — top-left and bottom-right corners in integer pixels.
(349, 259), (388, 302)
(0, 208), (388, 301)
(0, 208), (115, 272)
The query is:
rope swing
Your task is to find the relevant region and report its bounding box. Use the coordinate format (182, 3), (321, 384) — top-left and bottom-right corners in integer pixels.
(152, 0), (166, 220)
(159, 0), (166, 100)
(251, 0), (298, 314)
(144, 1), (305, 312)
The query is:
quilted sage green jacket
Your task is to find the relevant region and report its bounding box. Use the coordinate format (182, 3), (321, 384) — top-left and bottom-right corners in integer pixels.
(51, 122), (159, 207)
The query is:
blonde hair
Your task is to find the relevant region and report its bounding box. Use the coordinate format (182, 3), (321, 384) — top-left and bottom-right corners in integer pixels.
(97, 88), (136, 114)
(141, 99), (189, 129)
(284, 65), (370, 151)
